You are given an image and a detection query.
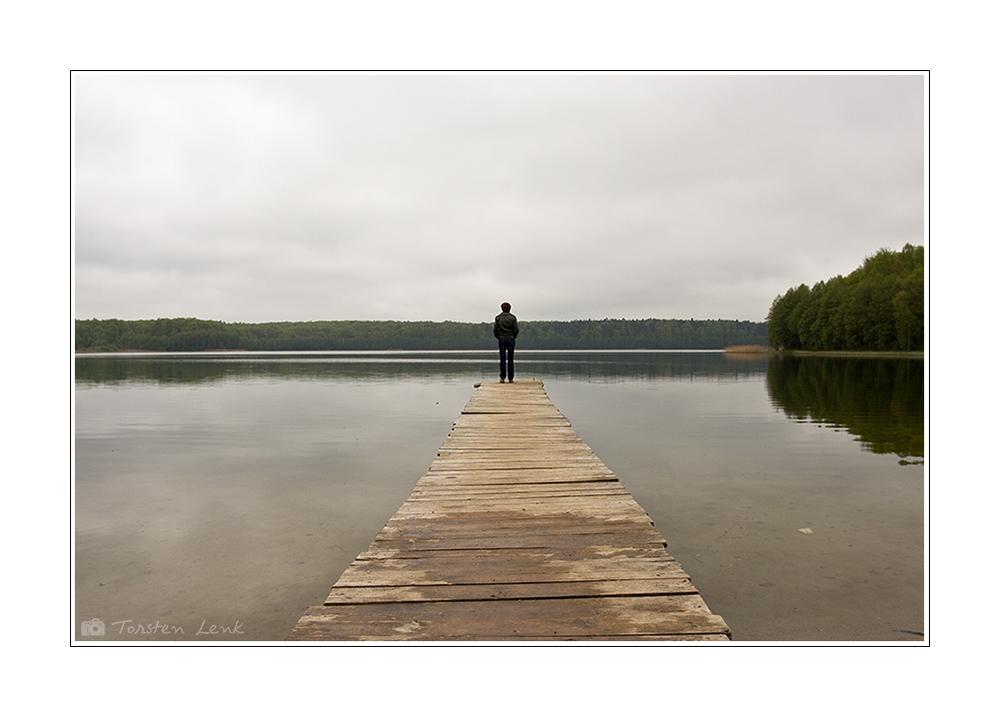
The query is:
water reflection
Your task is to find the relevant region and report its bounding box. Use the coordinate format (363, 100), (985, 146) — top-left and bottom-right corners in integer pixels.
(75, 350), (925, 641)
(74, 350), (770, 386)
(76, 352), (922, 461)
(525, 351), (769, 382)
(74, 352), (489, 385)
(766, 355), (924, 461)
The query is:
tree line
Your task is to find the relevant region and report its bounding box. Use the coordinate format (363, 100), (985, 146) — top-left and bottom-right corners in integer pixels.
(74, 317), (768, 352)
(767, 244), (924, 351)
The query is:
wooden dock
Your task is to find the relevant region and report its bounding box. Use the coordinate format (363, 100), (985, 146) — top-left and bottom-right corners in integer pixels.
(288, 378), (730, 641)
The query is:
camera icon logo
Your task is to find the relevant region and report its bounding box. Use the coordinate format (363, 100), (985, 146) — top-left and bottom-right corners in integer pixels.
(81, 618), (105, 636)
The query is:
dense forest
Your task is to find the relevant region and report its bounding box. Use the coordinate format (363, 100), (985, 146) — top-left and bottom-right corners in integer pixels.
(766, 244), (924, 351)
(74, 317), (768, 352)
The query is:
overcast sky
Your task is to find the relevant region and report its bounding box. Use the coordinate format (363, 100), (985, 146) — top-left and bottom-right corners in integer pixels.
(73, 73), (925, 324)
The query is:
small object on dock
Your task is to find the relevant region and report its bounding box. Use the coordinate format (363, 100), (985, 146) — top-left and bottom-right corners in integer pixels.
(289, 378), (730, 641)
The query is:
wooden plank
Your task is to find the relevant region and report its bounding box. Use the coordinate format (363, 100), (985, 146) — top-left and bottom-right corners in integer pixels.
(406, 487), (632, 501)
(372, 522), (670, 548)
(371, 529), (668, 550)
(289, 596), (730, 641)
(331, 555), (689, 587)
(388, 502), (656, 521)
(324, 577), (700, 604)
(379, 513), (662, 531)
(353, 544), (680, 562)
(415, 468), (620, 485)
(415, 479), (622, 490)
(288, 379), (730, 641)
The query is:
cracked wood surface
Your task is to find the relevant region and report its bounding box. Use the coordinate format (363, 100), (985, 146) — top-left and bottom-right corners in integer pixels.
(288, 378), (730, 641)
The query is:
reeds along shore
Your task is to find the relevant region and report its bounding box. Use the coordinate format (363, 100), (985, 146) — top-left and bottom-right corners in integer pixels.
(723, 345), (773, 354)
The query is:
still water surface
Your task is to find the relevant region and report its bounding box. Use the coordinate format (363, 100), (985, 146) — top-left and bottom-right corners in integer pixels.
(74, 351), (924, 641)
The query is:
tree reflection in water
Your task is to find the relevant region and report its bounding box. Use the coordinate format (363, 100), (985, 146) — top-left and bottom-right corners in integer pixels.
(766, 355), (924, 461)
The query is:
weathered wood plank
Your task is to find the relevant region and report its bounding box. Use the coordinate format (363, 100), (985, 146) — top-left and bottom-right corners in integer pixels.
(372, 528), (668, 550)
(406, 486), (632, 501)
(410, 479), (629, 492)
(354, 544), (679, 562)
(324, 577), (700, 604)
(388, 502), (656, 521)
(428, 456), (608, 468)
(379, 513), (662, 531)
(331, 555), (689, 587)
(415, 468), (620, 484)
(289, 596), (729, 641)
(373, 521), (670, 549)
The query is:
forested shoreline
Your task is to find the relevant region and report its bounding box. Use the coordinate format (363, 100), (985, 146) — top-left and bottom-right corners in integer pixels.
(75, 244), (925, 354)
(766, 244), (924, 352)
(75, 317), (769, 352)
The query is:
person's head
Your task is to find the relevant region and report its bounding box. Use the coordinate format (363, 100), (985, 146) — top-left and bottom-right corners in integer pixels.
(501, 302), (511, 312)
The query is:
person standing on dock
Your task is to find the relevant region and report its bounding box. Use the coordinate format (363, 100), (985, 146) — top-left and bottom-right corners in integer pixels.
(493, 302), (519, 383)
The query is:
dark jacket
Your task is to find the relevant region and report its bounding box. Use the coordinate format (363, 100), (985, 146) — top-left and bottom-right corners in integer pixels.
(493, 311), (519, 339)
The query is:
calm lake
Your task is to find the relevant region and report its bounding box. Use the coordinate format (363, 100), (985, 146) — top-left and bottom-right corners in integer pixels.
(73, 351), (925, 642)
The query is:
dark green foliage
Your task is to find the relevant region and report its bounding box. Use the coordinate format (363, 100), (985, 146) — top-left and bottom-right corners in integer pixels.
(766, 244), (924, 351)
(74, 317), (768, 352)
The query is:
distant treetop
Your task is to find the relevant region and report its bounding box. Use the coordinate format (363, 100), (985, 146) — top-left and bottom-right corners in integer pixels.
(766, 244), (923, 351)
(75, 317), (768, 352)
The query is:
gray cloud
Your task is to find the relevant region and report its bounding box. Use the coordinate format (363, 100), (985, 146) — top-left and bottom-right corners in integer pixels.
(74, 73), (925, 324)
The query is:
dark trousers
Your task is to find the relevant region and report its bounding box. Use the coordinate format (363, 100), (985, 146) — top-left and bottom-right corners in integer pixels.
(498, 337), (515, 380)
